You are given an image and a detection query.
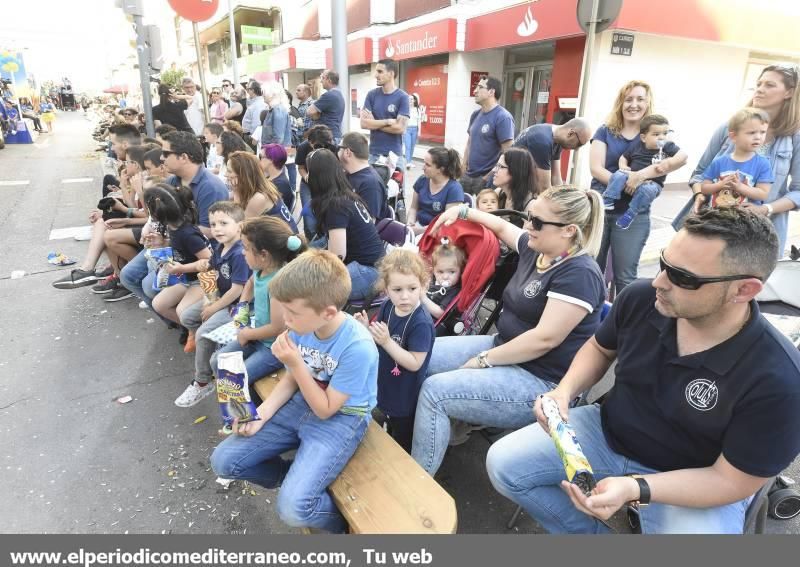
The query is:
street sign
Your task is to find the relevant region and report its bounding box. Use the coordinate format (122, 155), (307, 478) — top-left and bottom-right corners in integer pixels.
(167, 0), (219, 23)
(576, 0), (623, 34)
(610, 32), (634, 56)
(241, 26), (275, 46)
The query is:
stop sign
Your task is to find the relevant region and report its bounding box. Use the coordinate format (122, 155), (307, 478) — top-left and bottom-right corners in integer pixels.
(168, 0), (219, 23)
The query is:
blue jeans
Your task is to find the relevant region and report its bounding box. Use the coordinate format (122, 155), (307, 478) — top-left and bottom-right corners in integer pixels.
(595, 210), (651, 293)
(411, 335), (557, 476)
(603, 171), (662, 215)
(347, 261), (379, 302)
(403, 126), (419, 164)
(119, 249), (160, 306)
(486, 404), (752, 534)
(210, 391), (369, 532)
(299, 180), (316, 239)
(212, 338), (283, 384)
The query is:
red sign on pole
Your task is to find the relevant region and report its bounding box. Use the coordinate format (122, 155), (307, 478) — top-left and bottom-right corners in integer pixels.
(406, 65), (448, 144)
(167, 0), (219, 23)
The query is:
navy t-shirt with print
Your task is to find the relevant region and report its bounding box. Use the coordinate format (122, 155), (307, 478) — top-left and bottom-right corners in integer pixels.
(622, 139), (680, 187)
(168, 223), (212, 281)
(596, 280), (800, 476)
(494, 233), (605, 382)
(210, 240), (251, 296)
(413, 177), (465, 226)
(324, 199), (385, 266)
(363, 87), (410, 156)
(589, 124), (640, 213)
(313, 88), (345, 139)
(375, 301), (435, 417)
(263, 197), (299, 234)
(271, 171), (295, 212)
(513, 124), (563, 171)
(347, 167), (390, 220)
(466, 105), (516, 177)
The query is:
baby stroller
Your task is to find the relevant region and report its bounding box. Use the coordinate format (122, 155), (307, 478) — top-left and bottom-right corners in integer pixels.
(418, 218), (500, 336)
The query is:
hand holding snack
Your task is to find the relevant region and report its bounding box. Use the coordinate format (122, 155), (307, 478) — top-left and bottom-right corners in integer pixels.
(197, 269), (219, 304)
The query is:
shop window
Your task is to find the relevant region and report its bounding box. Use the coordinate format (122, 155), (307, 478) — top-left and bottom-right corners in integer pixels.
(208, 37), (232, 76)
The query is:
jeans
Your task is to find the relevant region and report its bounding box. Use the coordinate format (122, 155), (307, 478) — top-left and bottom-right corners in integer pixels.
(411, 335), (557, 476)
(211, 338), (284, 384)
(299, 180), (316, 240)
(603, 171), (662, 215)
(595, 210), (651, 293)
(210, 391), (368, 532)
(486, 404), (752, 534)
(403, 126), (419, 164)
(119, 249), (160, 306)
(180, 303), (233, 384)
(347, 261), (379, 302)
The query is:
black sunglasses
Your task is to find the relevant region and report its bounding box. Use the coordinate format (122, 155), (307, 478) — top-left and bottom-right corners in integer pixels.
(659, 251), (760, 290)
(489, 209), (568, 231)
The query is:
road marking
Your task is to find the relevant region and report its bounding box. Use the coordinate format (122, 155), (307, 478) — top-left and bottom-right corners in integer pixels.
(49, 226), (92, 240)
(0, 180), (30, 186)
(61, 178), (93, 183)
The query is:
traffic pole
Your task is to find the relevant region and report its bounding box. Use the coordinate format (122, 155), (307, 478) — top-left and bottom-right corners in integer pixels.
(133, 13), (155, 137)
(193, 22), (212, 125)
(331, 0), (349, 135)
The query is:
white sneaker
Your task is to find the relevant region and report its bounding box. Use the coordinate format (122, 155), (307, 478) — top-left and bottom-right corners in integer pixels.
(73, 226), (93, 241)
(174, 381), (215, 407)
(138, 301), (148, 309)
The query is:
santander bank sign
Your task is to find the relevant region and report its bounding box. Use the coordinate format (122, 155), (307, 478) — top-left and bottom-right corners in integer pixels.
(379, 19), (456, 61)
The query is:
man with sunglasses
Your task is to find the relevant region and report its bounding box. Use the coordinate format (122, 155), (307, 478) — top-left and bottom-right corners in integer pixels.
(513, 117), (592, 192)
(488, 207), (800, 533)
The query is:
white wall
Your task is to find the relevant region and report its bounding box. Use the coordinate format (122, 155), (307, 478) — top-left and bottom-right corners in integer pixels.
(576, 31), (751, 186)
(444, 50), (505, 152)
(349, 67), (376, 133)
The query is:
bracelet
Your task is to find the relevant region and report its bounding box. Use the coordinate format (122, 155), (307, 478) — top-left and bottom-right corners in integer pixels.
(126, 208), (134, 218)
(458, 203), (470, 220)
(765, 203), (774, 216)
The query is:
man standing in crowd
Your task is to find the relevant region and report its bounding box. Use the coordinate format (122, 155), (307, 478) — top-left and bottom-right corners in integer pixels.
(360, 59), (409, 168)
(242, 80), (266, 142)
(339, 132), (391, 220)
(181, 77), (205, 137)
(221, 79), (233, 106)
(461, 75), (515, 195)
(294, 83), (315, 137)
(306, 70), (344, 142)
(488, 207), (800, 534)
(513, 117), (592, 191)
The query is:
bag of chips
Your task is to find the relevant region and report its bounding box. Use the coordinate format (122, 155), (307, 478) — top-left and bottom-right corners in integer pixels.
(145, 247), (187, 290)
(216, 351), (261, 429)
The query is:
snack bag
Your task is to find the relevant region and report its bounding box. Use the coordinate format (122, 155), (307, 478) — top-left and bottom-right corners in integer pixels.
(541, 396), (596, 496)
(145, 246), (172, 272)
(198, 270), (219, 304)
(216, 351), (261, 428)
(231, 301), (252, 329)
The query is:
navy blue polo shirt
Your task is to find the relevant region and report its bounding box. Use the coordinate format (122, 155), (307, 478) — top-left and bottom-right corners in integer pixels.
(375, 300), (435, 417)
(263, 197), (299, 234)
(494, 233), (605, 382)
(466, 105), (515, 177)
(347, 166), (390, 220)
(597, 279), (800, 477)
(210, 240), (251, 296)
(168, 223), (212, 281)
(413, 177), (465, 226)
(363, 87), (410, 156)
(513, 124), (563, 171)
(313, 88), (345, 140)
(167, 166), (229, 228)
(271, 171), (295, 212)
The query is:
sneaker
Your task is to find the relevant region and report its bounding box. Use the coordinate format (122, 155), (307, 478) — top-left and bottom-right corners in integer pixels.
(174, 381), (215, 407)
(602, 197), (615, 210)
(183, 330), (196, 353)
(138, 301), (148, 309)
(103, 287), (134, 302)
(91, 274), (119, 294)
(52, 268), (98, 289)
(179, 327), (189, 346)
(615, 210), (636, 230)
(94, 265), (114, 278)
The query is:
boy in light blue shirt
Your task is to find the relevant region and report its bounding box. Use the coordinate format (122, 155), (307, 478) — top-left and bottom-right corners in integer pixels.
(211, 249), (378, 533)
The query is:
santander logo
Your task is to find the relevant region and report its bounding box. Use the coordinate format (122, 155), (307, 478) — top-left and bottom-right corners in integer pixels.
(385, 42), (395, 58)
(516, 6), (539, 37)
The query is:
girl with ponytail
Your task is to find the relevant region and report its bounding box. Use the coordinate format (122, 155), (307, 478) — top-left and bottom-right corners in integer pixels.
(406, 146), (466, 235)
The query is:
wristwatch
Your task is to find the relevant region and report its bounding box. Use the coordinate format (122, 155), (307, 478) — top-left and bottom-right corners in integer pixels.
(628, 475), (651, 509)
(476, 351), (493, 368)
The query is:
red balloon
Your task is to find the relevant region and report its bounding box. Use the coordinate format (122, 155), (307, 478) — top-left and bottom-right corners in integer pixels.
(167, 0), (219, 23)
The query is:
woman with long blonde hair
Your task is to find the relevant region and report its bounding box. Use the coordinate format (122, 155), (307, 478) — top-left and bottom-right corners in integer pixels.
(226, 151), (297, 232)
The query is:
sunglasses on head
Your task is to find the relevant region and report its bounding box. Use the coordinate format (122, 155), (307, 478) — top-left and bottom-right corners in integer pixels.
(765, 63), (799, 88)
(658, 251), (760, 290)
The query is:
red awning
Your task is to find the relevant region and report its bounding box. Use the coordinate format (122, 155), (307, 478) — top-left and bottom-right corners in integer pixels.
(103, 85), (129, 94)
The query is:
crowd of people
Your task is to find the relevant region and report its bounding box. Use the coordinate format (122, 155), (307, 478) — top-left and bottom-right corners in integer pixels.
(51, 59), (800, 534)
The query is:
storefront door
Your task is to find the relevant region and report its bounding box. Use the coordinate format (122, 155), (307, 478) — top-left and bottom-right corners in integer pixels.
(503, 64), (553, 137)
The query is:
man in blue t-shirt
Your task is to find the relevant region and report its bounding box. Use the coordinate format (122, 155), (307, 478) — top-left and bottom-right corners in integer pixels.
(487, 207), (800, 534)
(307, 70), (345, 141)
(461, 76), (515, 195)
(513, 118), (592, 191)
(339, 131), (391, 220)
(210, 250), (379, 533)
(360, 59), (409, 168)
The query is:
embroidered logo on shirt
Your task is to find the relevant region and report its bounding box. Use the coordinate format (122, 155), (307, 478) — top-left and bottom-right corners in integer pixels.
(388, 104), (396, 114)
(281, 203), (292, 222)
(432, 201), (442, 212)
(481, 124), (490, 134)
(219, 262), (231, 280)
(523, 279), (542, 298)
(685, 378), (719, 411)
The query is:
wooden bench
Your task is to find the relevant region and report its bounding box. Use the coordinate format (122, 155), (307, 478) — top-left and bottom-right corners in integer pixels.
(253, 372), (458, 534)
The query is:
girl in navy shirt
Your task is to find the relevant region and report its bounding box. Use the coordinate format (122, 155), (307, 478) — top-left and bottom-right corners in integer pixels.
(407, 147), (465, 235)
(145, 184), (213, 329)
(307, 149), (384, 300)
(355, 249), (435, 452)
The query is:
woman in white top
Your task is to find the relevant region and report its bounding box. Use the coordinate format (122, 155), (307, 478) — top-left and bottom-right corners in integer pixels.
(404, 93), (421, 169)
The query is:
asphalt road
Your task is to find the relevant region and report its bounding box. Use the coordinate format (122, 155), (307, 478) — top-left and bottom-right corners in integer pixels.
(1, 112), (797, 535)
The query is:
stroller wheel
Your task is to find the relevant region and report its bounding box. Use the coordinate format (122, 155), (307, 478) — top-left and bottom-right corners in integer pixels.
(768, 488), (800, 520)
